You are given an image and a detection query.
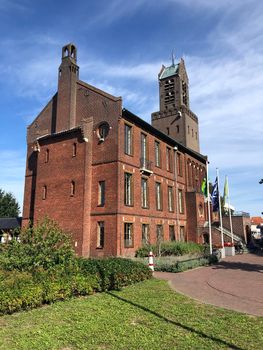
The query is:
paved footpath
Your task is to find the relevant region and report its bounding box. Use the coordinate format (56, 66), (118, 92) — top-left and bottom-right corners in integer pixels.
(154, 253), (263, 316)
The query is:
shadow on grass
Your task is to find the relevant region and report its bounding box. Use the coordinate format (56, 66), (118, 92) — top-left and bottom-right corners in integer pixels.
(107, 291), (244, 350)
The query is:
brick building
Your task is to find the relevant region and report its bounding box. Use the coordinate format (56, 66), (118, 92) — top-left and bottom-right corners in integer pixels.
(22, 43), (209, 257)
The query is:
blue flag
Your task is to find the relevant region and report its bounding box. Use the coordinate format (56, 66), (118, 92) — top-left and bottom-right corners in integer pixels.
(211, 177), (219, 212)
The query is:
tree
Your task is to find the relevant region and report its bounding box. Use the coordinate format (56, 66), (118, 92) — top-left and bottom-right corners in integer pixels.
(0, 189), (20, 217)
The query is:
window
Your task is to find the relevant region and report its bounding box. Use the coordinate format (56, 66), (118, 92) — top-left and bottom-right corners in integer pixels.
(198, 203), (204, 217)
(177, 153), (182, 176)
(98, 122), (109, 140)
(155, 182), (162, 211)
(70, 181), (75, 196)
(178, 189), (184, 214)
(164, 90), (175, 105)
(72, 143), (77, 157)
(155, 141), (161, 167)
(141, 133), (147, 162)
(45, 149), (49, 163)
(98, 181), (105, 206)
(97, 222), (104, 248)
(176, 125), (180, 133)
(195, 132), (197, 140)
(124, 223), (133, 247)
(166, 127), (170, 135)
(142, 224), (149, 245)
(180, 226), (185, 241)
(166, 147), (172, 171)
(124, 124), (133, 155)
(42, 185), (47, 200)
(168, 186), (174, 212)
(141, 178), (149, 208)
(124, 172), (133, 206)
(188, 125), (190, 134)
(156, 225), (163, 244)
(169, 225), (175, 241)
(182, 81), (188, 106)
(188, 161), (192, 186)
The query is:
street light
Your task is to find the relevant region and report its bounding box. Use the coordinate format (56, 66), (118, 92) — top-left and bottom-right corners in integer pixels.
(259, 179), (263, 184)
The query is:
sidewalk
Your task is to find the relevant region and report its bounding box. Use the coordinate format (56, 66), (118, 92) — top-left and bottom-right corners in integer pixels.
(154, 253), (263, 316)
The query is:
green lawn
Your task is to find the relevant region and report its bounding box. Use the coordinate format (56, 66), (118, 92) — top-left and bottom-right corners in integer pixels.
(0, 278), (262, 350)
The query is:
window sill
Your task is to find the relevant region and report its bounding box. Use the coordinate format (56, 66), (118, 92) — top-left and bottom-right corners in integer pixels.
(124, 152), (134, 157)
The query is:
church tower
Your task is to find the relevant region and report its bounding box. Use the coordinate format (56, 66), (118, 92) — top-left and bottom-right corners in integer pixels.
(56, 43), (79, 133)
(151, 57), (200, 153)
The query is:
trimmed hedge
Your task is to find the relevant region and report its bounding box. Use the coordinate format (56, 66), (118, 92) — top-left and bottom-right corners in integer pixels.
(0, 258), (152, 315)
(77, 257), (152, 291)
(154, 257), (210, 273)
(135, 241), (204, 258)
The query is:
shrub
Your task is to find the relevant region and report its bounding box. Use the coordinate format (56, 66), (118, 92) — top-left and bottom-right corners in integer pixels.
(0, 218), (75, 272)
(0, 270), (43, 314)
(0, 258), (152, 315)
(135, 241), (204, 258)
(154, 257), (210, 273)
(77, 257), (152, 291)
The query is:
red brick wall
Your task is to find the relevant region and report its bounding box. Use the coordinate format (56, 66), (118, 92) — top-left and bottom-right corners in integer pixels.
(222, 215), (251, 241)
(31, 131), (86, 255)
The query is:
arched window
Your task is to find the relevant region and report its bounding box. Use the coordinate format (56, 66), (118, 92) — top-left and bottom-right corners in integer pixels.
(97, 122), (110, 141)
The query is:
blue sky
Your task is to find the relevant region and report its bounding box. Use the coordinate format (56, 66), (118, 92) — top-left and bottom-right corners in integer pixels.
(0, 0), (262, 216)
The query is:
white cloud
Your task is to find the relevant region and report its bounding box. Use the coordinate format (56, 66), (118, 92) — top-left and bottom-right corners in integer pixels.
(0, 0), (29, 12)
(81, 60), (161, 82)
(87, 0), (148, 27)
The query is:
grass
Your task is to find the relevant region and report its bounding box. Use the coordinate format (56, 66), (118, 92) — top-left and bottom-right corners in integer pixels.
(0, 278), (262, 350)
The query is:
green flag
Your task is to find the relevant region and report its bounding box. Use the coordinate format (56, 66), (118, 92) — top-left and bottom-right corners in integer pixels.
(223, 176), (229, 208)
(201, 177), (208, 197)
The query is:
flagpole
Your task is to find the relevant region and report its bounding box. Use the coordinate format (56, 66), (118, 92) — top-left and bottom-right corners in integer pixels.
(226, 176), (234, 245)
(217, 168), (225, 258)
(206, 161), (212, 254)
